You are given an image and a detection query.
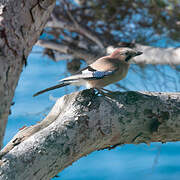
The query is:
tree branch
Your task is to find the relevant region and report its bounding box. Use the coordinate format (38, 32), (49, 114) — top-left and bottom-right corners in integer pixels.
(49, 11), (104, 50)
(42, 1), (180, 66)
(37, 39), (97, 63)
(0, 90), (179, 179)
(37, 39), (180, 65)
(128, 44), (180, 66)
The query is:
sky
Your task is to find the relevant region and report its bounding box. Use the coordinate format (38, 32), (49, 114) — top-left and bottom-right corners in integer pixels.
(4, 45), (180, 180)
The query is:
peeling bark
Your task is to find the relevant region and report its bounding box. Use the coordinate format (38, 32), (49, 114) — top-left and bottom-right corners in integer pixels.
(0, 0), (55, 149)
(0, 90), (179, 179)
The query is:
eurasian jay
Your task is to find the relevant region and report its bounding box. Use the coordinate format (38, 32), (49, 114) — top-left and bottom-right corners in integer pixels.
(33, 47), (142, 97)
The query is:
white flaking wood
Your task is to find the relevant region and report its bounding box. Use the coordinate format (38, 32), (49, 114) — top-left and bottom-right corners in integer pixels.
(0, 90), (180, 179)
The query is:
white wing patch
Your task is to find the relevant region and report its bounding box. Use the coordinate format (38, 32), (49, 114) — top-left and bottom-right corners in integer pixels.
(60, 68), (114, 83)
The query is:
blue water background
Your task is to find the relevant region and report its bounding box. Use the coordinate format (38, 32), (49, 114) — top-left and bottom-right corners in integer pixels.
(4, 44), (180, 179)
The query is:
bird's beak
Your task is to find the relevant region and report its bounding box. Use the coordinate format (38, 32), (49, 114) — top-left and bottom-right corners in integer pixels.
(135, 51), (143, 56)
(125, 51), (143, 62)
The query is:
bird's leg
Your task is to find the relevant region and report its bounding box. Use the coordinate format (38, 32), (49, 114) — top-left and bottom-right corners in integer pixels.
(95, 88), (113, 98)
(94, 88), (106, 96)
(101, 88), (114, 94)
(94, 88), (117, 107)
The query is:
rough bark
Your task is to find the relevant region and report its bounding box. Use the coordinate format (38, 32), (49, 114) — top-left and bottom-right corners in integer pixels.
(0, 0), (55, 149)
(0, 90), (179, 180)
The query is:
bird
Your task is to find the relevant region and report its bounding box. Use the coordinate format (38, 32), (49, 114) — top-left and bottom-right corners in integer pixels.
(33, 47), (143, 97)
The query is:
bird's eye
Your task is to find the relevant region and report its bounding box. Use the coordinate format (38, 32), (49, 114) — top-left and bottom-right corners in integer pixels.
(125, 52), (129, 56)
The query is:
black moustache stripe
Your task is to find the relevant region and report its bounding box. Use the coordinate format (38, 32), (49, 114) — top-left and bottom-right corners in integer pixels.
(125, 55), (132, 62)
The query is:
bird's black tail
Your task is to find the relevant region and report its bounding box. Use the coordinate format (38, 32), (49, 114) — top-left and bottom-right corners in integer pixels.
(33, 83), (70, 97)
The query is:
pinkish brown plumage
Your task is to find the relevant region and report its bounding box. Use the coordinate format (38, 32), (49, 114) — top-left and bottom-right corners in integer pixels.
(33, 48), (142, 97)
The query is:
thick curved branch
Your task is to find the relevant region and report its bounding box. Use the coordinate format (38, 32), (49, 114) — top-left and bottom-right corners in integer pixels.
(0, 90), (179, 179)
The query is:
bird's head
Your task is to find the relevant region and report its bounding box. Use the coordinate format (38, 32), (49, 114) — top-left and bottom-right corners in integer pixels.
(110, 47), (143, 62)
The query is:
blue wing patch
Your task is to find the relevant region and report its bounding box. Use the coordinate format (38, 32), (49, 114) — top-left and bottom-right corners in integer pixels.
(93, 71), (114, 79)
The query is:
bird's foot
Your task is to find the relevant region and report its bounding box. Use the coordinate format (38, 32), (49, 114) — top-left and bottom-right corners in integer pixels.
(101, 88), (114, 94)
(94, 88), (114, 98)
